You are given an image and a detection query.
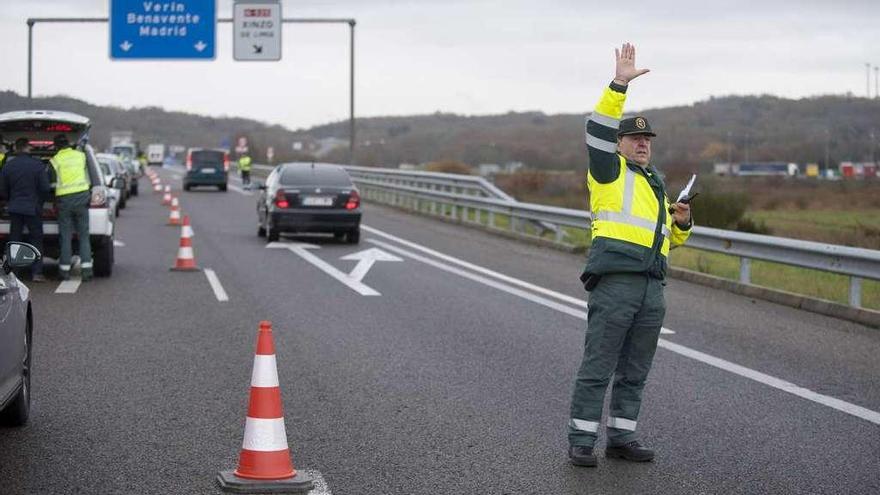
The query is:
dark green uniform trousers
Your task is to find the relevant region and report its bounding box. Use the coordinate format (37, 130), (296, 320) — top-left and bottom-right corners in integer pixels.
(568, 273), (665, 447)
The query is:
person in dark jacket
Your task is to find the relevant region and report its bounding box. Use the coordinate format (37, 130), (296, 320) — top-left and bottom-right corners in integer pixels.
(0, 138), (51, 281)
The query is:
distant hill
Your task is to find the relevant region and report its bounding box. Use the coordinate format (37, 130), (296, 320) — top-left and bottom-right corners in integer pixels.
(3, 90), (880, 176)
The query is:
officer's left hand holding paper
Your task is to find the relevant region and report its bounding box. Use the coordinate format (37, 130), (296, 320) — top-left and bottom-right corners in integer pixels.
(669, 174), (695, 225)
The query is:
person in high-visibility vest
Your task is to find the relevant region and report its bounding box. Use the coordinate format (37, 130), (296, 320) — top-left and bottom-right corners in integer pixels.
(51, 134), (94, 281)
(238, 154), (252, 187)
(568, 43), (692, 467)
(0, 135), (7, 169)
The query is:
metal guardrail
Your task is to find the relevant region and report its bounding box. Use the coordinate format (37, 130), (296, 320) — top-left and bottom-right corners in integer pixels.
(350, 178), (880, 309)
(250, 162), (880, 307)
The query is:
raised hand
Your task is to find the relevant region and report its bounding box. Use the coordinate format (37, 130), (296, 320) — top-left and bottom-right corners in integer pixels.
(614, 43), (650, 85)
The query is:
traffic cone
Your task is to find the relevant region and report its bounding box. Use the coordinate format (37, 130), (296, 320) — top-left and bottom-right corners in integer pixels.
(167, 198), (182, 226)
(162, 185), (172, 205)
(217, 322), (314, 493)
(153, 181), (162, 193)
(170, 216), (199, 271)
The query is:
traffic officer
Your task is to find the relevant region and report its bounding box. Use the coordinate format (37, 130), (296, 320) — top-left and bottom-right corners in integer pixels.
(0, 135), (7, 168)
(238, 153), (253, 187)
(568, 43), (692, 467)
(51, 134), (94, 281)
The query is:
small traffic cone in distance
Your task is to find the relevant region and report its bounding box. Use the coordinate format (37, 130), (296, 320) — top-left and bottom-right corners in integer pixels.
(153, 181), (162, 193)
(162, 185), (172, 205)
(217, 321), (314, 493)
(170, 216), (199, 271)
(167, 202), (182, 226)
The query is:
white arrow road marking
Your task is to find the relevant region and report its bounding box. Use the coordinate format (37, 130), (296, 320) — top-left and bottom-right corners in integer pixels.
(194, 41), (207, 52)
(266, 241), (380, 296)
(228, 184), (253, 196)
(204, 268), (229, 302)
(114, 240), (125, 247)
(341, 248), (403, 283)
(55, 278), (81, 294)
(120, 41), (133, 52)
(364, 228), (879, 426)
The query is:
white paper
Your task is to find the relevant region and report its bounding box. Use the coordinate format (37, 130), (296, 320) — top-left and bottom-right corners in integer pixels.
(676, 174), (697, 203)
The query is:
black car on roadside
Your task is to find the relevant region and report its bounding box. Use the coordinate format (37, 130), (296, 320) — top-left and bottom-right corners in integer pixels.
(257, 162), (362, 243)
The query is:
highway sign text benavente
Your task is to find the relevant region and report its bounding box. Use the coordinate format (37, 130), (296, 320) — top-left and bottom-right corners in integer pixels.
(110, 0), (217, 59)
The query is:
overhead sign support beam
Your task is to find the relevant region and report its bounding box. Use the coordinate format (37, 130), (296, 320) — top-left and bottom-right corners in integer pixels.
(25, 12), (358, 164)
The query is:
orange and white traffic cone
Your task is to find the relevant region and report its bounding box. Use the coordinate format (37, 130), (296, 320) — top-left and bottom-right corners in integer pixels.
(153, 180), (162, 193)
(167, 198), (182, 226)
(217, 322), (314, 493)
(170, 216), (198, 271)
(162, 185), (172, 205)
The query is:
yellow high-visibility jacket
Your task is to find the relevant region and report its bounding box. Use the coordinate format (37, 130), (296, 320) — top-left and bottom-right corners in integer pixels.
(51, 147), (90, 197)
(582, 82), (691, 280)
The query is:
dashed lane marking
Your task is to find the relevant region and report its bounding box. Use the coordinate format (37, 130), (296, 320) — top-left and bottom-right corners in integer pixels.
(55, 278), (81, 294)
(363, 226), (880, 426)
(114, 240), (126, 247)
(204, 268), (229, 302)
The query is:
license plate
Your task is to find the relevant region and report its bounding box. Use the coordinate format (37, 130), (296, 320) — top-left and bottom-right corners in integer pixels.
(302, 196), (333, 206)
(200, 168), (216, 174)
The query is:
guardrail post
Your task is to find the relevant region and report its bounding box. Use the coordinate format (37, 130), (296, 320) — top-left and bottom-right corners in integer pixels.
(488, 211), (496, 228)
(555, 227), (565, 244)
(431, 200), (437, 215)
(739, 257), (751, 284)
(451, 204), (458, 220)
(850, 277), (862, 308)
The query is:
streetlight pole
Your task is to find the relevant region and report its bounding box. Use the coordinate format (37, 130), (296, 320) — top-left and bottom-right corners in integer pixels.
(726, 130), (732, 164)
(875, 65), (879, 99)
(868, 63), (872, 98)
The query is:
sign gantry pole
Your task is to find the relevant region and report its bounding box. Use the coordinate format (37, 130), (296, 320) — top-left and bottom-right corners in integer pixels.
(25, 13), (357, 164)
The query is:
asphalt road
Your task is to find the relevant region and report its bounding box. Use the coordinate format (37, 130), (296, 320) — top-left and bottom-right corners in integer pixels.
(0, 167), (877, 494)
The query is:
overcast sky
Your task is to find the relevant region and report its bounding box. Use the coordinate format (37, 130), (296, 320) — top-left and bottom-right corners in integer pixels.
(1, 0), (879, 131)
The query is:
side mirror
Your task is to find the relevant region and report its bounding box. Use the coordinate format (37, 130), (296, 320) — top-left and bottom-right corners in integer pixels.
(112, 177), (124, 189)
(4, 242), (41, 274)
(256, 182), (267, 190)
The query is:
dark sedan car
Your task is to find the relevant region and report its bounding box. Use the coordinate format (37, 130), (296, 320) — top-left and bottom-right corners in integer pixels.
(0, 242), (40, 426)
(257, 163), (361, 243)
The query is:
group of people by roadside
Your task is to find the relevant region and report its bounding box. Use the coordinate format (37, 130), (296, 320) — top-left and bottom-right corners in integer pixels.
(0, 134), (93, 282)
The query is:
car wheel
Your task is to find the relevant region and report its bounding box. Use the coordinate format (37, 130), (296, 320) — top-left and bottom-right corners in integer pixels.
(258, 222), (266, 237)
(347, 228), (360, 244)
(93, 237), (114, 277)
(1, 321), (32, 427)
(219, 184), (228, 192)
(131, 184), (139, 196)
(183, 183), (191, 191)
(119, 197), (127, 209)
(334, 232), (345, 242)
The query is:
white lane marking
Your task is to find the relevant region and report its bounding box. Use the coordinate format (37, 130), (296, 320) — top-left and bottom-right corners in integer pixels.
(341, 247), (403, 283)
(114, 240), (126, 247)
(266, 241), (380, 296)
(228, 184), (253, 196)
(204, 268), (229, 302)
(658, 340), (880, 426)
(365, 235), (880, 426)
(55, 278), (81, 294)
(362, 226), (674, 333)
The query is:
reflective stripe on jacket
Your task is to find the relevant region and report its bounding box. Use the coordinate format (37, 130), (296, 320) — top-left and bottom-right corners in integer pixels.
(51, 148), (90, 197)
(582, 83), (691, 279)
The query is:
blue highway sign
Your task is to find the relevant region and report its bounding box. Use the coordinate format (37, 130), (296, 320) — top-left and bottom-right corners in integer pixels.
(110, 0), (216, 59)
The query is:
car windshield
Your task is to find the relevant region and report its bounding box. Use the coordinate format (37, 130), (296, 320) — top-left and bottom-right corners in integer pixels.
(280, 166), (352, 187)
(97, 159), (115, 176)
(191, 150), (224, 164)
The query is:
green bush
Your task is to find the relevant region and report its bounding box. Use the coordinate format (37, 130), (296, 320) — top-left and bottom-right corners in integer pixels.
(693, 189), (750, 229)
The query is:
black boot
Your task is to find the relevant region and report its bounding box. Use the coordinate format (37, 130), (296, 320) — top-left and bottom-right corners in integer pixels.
(605, 441), (655, 462)
(568, 445), (598, 467)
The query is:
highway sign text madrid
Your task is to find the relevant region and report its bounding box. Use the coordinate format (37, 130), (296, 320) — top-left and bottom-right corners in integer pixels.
(110, 0), (217, 59)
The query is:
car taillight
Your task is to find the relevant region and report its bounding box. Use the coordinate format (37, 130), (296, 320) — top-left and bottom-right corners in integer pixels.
(345, 190), (360, 210)
(274, 190), (289, 209)
(186, 153), (192, 171)
(224, 153), (230, 172)
(90, 187), (108, 208)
